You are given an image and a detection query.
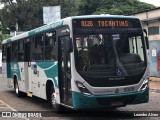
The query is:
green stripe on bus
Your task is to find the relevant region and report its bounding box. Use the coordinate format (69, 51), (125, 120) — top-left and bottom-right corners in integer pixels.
(72, 89), (149, 110)
(4, 39), (12, 44)
(36, 61), (58, 88)
(7, 62), (21, 80)
(28, 20), (63, 36)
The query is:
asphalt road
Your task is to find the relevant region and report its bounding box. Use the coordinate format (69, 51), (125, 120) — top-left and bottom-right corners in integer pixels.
(0, 74), (160, 120)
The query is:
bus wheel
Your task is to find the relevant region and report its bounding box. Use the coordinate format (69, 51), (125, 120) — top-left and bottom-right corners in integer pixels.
(14, 79), (25, 97)
(50, 86), (61, 112)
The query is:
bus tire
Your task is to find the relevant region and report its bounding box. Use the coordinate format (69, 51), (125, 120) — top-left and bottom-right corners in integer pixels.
(50, 85), (61, 112)
(14, 79), (25, 97)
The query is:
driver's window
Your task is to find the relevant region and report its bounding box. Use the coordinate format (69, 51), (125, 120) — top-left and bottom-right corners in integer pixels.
(129, 36), (144, 61)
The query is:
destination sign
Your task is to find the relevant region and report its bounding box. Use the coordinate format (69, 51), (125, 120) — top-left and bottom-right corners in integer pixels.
(73, 18), (141, 29)
(81, 20), (128, 27)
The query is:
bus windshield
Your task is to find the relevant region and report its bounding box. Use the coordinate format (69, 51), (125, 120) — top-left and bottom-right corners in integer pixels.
(74, 30), (146, 77)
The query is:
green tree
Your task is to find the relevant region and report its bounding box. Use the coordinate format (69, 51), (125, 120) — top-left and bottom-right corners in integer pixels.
(78, 0), (155, 15)
(61, 0), (79, 17)
(0, 0), (78, 32)
(0, 0), (156, 33)
(78, 0), (100, 15)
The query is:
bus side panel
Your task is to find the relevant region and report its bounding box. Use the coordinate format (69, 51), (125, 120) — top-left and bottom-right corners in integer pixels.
(2, 62), (12, 87)
(2, 62), (7, 78)
(9, 62), (21, 88)
(31, 61), (59, 101)
(18, 62), (26, 93)
(30, 62), (43, 98)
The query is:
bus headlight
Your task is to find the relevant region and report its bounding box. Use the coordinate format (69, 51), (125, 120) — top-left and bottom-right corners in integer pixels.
(75, 81), (92, 95)
(138, 77), (149, 91)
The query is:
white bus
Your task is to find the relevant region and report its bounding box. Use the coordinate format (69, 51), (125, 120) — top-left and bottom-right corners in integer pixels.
(0, 50), (2, 73)
(2, 15), (149, 111)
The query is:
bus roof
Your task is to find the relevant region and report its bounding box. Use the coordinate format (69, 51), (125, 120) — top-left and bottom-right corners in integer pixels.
(71, 14), (138, 19)
(2, 15), (139, 44)
(2, 19), (64, 44)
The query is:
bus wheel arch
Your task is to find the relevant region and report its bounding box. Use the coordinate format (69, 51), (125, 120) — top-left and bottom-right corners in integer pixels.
(46, 80), (61, 112)
(46, 80), (53, 102)
(13, 75), (17, 90)
(13, 75), (19, 91)
(13, 75), (25, 97)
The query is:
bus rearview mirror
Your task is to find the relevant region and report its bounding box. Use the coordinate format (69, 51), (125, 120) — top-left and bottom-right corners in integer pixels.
(143, 29), (149, 49)
(145, 36), (149, 49)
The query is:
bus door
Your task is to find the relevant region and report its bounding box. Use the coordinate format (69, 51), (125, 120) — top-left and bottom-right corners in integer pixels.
(6, 45), (12, 87)
(59, 35), (72, 106)
(24, 42), (32, 95)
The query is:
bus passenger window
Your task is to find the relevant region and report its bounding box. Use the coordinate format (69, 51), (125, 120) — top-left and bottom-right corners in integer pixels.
(12, 42), (18, 61)
(34, 35), (44, 61)
(18, 40), (24, 61)
(44, 31), (56, 60)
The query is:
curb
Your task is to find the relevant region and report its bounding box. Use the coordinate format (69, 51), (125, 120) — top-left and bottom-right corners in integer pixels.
(149, 77), (160, 82)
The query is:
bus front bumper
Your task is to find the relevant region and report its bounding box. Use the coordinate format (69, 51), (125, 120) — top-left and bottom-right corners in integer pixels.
(72, 88), (149, 110)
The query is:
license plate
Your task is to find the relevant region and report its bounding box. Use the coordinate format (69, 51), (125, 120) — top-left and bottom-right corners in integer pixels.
(111, 101), (123, 107)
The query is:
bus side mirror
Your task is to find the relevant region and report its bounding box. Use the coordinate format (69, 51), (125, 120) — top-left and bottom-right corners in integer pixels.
(143, 29), (149, 49)
(66, 37), (73, 53)
(145, 36), (149, 49)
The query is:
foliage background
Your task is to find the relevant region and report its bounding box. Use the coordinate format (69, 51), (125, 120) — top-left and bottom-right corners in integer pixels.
(0, 0), (155, 37)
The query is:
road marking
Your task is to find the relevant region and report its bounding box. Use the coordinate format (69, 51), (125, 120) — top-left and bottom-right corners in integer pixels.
(0, 100), (16, 111)
(0, 100), (29, 120)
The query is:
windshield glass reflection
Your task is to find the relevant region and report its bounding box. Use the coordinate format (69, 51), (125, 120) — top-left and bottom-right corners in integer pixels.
(74, 32), (146, 77)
